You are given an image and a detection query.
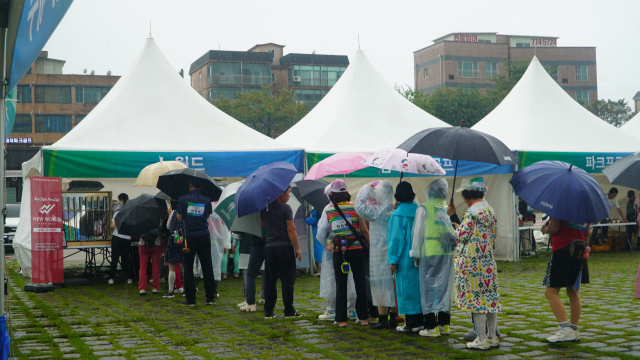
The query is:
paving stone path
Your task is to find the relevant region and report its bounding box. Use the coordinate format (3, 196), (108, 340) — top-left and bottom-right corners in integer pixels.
(5, 252), (640, 359)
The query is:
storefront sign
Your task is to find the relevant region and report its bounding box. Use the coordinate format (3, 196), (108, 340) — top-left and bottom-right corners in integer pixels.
(30, 176), (64, 284)
(531, 38), (557, 46)
(6, 138), (32, 144)
(453, 34), (477, 42)
(518, 151), (631, 173)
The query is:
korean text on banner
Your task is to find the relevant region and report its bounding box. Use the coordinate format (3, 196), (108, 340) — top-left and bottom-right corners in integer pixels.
(30, 176), (64, 284)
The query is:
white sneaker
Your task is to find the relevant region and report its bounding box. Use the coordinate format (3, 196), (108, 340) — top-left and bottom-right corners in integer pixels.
(396, 325), (422, 333)
(240, 304), (256, 312)
(108, 279), (114, 286)
(546, 327), (578, 343)
(348, 310), (357, 321)
(488, 337), (500, 348)
(438, 325), (450, 335)
(258, 299), (265, 305)
(177, 288), (184, 294)
(237, 301), (248, 308)
(419, 327), (441, 337)
(574, 329), (580, 341)
(127, 279), (133, 285)
(318, 311), (336, 321)
(467, 338), (490, 350)
(160, 278), (166, 283)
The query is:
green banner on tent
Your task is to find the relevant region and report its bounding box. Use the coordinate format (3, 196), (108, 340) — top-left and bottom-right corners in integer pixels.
(517, 151), (633, 173)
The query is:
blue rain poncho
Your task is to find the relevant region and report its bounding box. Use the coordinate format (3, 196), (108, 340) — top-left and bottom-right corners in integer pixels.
(388, 201), (422, 315)
(410, 179), (455, 314)
(355, 181), (396, 307)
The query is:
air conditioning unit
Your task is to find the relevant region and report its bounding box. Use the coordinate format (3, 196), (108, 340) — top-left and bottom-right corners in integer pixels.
(292, 76), (302, 82)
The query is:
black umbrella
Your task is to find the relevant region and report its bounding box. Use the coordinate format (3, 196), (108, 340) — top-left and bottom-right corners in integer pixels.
(155, 191), (170, 201)
(115, 194), (167, 237)
(398, 121), (520, 200)
(291, 183), (304, 205)
(295, 179), (330, 211)
(157, 168), (223, 201)
(603, 152), (640, 190)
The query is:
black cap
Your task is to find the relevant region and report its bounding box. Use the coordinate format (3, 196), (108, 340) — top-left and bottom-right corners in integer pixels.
(609, 187), (618, 194)
(628, 190), (635, 198)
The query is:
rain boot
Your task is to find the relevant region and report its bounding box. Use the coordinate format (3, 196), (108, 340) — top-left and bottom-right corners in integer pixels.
(389, 312), (398, 328)
(371, 314), (389, 330)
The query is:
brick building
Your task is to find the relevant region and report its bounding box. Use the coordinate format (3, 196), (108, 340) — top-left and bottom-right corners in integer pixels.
(189, 43), (349, 108)
(414, 33), (597, 105)
(6, 51), (120, 202)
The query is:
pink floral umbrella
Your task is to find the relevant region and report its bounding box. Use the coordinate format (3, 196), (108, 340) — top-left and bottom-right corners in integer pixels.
(362, 147), (445, 179)
(304, 152), (371, 180)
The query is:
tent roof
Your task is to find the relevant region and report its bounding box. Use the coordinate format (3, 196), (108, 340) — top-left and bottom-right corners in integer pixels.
(47, 38), (298, 152)
(276, 50), (449, 153)
(472, 56), (639, 153)
(620, 111), (640, 138)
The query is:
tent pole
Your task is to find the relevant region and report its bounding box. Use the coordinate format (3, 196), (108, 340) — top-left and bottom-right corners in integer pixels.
(0, 28), (8, 314)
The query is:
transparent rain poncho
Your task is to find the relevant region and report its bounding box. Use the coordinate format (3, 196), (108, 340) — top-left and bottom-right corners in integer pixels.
(354, 180), (396, 307)
(410, 179), (456, 314)
(194, 202), (231, 281)
(316, 205), (356, 305)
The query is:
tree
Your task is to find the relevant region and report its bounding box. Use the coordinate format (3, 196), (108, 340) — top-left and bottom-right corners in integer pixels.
(586, 99), (634, 127)
(396, 85), (494, 127)
(213, 87), (309, 138)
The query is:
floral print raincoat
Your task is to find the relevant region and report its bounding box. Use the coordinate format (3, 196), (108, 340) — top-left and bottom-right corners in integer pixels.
(454, 200), (501, 313)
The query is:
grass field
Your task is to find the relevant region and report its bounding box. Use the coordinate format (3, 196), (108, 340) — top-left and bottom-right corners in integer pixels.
(5, 251), (640, 359)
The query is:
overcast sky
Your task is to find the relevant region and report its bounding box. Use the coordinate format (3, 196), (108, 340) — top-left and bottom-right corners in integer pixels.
(41, 0), (640, 106)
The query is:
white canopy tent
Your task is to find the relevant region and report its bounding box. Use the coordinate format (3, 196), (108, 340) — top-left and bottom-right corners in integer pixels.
(472, 56), (640, 256)
(277, 50), (518, 260)
(14, 37), (304, 276)
(620, 111), (640, 139)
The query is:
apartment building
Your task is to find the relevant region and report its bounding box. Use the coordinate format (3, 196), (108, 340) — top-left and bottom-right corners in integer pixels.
(6, 51), (120, 202)
(189, 43), (349, 108)
(414, 33), (597, 105)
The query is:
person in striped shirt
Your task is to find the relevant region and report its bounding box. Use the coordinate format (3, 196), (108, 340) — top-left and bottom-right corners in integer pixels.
(323, 180), (371, 328)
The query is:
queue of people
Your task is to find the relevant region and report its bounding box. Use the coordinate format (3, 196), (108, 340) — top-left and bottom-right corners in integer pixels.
(108, 175), (598, 352)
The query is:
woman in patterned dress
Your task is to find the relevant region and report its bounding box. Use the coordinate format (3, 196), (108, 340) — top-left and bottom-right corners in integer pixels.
(453, 177), (501, 350)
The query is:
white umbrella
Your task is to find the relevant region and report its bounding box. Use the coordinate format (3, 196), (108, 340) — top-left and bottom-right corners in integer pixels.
(362, 147), (445, 179)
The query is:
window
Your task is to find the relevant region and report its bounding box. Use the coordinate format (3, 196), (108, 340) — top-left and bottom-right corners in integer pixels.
(6, 188), (16, 203)
(547, 66), (558, 81)
(423, 68), (429, 78)
(562, 78), (568, 84)
(272, 73), (276, 83)
(485, 62), (498, 78)
(294, 89), (327, 109)
(576, 91), (589, 106)
(35, 115), (72, 133)
(267, 49), (275, 56)
(457, 61), (479, 78)
(34, 86), (71, 103)
(75, 87), (110, 104)
(13, 115), (32, 133)
(75, 115), (86, 125)
(208, 63), (271, 85)
(17, 85), (31, 103)
(26, 67), (32, 75)
(321, 66), (347, 87)
(478, 39), (491, 43)
(448, 74), (454, 80)
(575, 65), (588, 81)
(209, 87), (241, 101)
(515, 42), (531, 47)
(289, 65), (321, 86)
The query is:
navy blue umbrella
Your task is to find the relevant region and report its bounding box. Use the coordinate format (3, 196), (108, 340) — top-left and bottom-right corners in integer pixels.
(235, 162), (298, 217)
(510, 161), (610, 224)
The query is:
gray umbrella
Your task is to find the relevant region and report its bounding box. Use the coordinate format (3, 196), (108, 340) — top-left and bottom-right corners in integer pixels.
(295, 179), (330, 212)
(603, 152), (640, 190)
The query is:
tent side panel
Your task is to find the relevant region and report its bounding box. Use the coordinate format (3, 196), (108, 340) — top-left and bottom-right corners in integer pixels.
(43, 150), (305, 178)
(518, 151), (633, 173)
(307, 153), (513, 177)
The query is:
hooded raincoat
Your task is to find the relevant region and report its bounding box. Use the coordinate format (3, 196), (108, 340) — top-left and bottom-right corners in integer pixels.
(199, 201), (231, 281)
(410, 179), (455, 314)
(454, 199), (501, 313)
(355, 181), (396, 307)
(388, 201), (422, 315)
(316, 205), (356, 305)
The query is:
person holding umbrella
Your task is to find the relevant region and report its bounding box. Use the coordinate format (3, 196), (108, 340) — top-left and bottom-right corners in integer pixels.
(261, 186), (303, 319)
(163, 199), (185, 299)
(388, 181), (423, 333)
(354, 180), (397, 330)
(177, 178), (215, 307)
(108, 193), (133, 286)
(453, 177), (501, 350)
